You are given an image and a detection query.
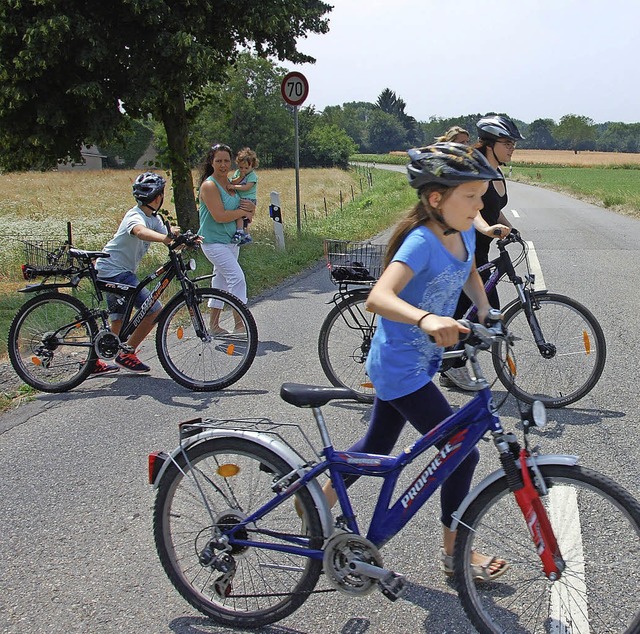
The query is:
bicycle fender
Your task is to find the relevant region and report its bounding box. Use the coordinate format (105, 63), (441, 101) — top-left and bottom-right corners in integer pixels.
(154, 429), (334, 537)
(449, 454), (579, 531)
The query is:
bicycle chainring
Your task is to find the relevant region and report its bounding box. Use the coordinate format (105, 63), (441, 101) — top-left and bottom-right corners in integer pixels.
(322, 532), (383, 596)
(94, 330), (120, 359)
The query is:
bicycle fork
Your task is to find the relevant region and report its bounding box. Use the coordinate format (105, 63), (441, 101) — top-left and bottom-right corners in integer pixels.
(499, 443), (565, 579)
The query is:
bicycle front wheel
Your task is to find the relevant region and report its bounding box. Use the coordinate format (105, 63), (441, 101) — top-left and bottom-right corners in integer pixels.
(493, 293), (606, 407)
(7, 292), (97, 393)
(156, 288), (258, 391)
(455, 464), (640, 634)
(154, 437), (323, 629)
(318, 291), (376, 403)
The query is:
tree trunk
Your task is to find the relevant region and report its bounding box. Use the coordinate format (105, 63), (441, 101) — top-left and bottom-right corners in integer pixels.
(160, 91), (199, 231)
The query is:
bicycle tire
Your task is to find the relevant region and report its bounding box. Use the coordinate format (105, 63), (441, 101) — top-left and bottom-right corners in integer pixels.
(7, 292), (97, 393)
(492, 293), (606, 407)
(154, 437), (323, 629)
(454, 464), (640, 634)
(155, 288), (258, 391)
(318, 290), (376, 403)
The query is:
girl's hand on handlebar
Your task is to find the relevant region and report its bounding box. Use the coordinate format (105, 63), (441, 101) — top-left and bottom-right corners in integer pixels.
(420, 314), (470, 348)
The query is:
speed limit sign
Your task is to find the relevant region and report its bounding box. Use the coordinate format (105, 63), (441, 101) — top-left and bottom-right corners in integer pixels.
(281, 72), (309, 107)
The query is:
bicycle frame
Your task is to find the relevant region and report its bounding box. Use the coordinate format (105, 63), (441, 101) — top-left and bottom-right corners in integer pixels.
(96, 256), (179, 341)
(96, 246), (209, 344)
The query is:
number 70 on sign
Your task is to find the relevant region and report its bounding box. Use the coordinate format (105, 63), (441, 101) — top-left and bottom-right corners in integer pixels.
(281, 72), (309, 107)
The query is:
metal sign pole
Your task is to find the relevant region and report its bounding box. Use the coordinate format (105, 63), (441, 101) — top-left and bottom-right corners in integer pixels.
(280, 71), (308, 236)
(294, 105), (301, 234)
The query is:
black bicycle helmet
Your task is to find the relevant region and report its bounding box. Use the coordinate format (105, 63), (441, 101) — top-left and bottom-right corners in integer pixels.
(407, 142), (501, 191)
(132, 172), (166, 205)
(476, 115), (525, 142)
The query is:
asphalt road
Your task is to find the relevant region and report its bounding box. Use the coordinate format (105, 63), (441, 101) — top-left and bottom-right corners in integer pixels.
(1, 179), (639, 634)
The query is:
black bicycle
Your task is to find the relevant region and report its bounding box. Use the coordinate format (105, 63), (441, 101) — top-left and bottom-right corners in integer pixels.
(8, 223), (258, 393)
(318, 231), (606, 408)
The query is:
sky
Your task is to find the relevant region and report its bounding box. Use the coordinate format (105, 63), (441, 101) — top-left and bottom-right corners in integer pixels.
(291, 0), (637, 125)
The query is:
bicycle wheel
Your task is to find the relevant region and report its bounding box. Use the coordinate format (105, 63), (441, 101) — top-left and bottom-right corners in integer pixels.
(7, 292), (97, 393)
(154, 437), (323, 629)
(318, 291), (376, 403)
(455, 464), (640, 634)
(156, 288), (258, 391)
(492, 293), (606, 407)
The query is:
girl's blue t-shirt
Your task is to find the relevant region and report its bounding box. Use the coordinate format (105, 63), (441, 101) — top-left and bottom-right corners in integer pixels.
(365, 225), (475, 401)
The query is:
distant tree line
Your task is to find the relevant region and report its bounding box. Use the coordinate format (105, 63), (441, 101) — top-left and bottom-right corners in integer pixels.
(146, 54), (640, 170)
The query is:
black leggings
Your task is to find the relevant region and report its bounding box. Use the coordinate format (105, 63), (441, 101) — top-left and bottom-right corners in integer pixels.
(348, 381), (479, 529)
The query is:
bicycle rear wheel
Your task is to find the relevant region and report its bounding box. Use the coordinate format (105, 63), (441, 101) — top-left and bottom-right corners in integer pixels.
(154, 437), (323, 629)
(318, 291), (376, 403)
(492, 293), (606, 407)
(7, 292), (97, 392)
(455, 464), (640, 633)
(156, 288), (258, 391)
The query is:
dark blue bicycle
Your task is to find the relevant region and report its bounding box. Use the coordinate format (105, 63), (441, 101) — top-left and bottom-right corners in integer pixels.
(150, 319), (639, 632)
(318, 230), (606, 408)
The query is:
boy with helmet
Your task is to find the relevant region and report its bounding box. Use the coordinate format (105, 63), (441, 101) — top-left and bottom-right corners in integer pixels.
(319, 143), (508, 581)
(94, 172), (179, 374)
(441, 115), (524, 391)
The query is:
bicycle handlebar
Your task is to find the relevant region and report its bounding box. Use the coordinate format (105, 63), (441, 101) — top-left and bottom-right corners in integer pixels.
(169, 230), (202, 249)
(496, 227), (523, 248)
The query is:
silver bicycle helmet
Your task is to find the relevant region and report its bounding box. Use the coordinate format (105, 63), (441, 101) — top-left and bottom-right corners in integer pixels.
(476, 115), (524, 142)
(407, 142), (501, 191)
(132, 172), (166, 205)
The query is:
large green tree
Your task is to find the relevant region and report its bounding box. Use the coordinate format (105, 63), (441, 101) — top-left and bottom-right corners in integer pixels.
(375, 88), (419, 148)
(0, 0), (331, 229)
(525, 119), (557, 150)
(160, 52), (296, 169)
(555, 114), (596, 153)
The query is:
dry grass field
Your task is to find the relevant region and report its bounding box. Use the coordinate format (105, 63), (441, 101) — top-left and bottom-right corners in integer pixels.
(512, 149), (640, 166)
(385, 149), (640, 167)
(0, 167), (358, 242)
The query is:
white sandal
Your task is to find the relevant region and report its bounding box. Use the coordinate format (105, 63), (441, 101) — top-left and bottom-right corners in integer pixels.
(440, 547), (509, 582)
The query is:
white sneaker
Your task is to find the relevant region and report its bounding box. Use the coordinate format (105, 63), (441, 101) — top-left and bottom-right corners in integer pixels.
(441, 366), (483, 392)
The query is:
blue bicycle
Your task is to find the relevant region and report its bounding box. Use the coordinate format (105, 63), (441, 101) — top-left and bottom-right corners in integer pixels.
(149, 320), (639, 632)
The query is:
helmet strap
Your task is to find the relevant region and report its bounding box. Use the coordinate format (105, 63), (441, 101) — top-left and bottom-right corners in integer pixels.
(145, 194), (164, 216)
(488, 143), (506, 167)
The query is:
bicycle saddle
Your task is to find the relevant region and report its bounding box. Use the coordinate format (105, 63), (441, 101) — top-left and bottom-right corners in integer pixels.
(69, 248), (110, 261)
(280, 383), (360, 408)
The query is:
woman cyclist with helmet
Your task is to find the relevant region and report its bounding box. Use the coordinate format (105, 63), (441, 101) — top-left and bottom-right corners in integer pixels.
(441, 114), (525, 391)
(317, 142), (508, 581)
(95, 172), (180, 374)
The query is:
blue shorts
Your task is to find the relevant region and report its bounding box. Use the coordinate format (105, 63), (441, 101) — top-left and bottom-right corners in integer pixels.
(100, 271), (162, 321)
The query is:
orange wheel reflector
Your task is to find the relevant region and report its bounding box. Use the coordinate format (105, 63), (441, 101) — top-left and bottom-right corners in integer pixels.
(226, 344), (235, 355)
(582, 331), (591, 354)
(360, 382), (374, 389)
(177, 326), (184, 340)
(506, 355), (517, 376)
(217, 464), (240, 477)
(31, 357), (42, 366)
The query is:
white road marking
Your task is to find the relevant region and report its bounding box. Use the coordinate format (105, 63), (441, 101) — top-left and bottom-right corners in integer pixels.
(548, 487), (589, 633)
(526, 241), (547, 291)
(511, 209), (520, 218)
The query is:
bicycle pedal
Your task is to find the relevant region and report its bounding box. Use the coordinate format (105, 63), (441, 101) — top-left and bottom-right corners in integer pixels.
(378, 571), (407, 602)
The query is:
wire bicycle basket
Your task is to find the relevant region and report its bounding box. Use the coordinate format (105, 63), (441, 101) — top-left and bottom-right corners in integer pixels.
(19, 222), (74, 280)
(324, 239), (386, 285)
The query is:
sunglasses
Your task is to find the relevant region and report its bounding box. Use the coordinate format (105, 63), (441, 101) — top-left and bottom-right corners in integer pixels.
(211, 143), (232, 153)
